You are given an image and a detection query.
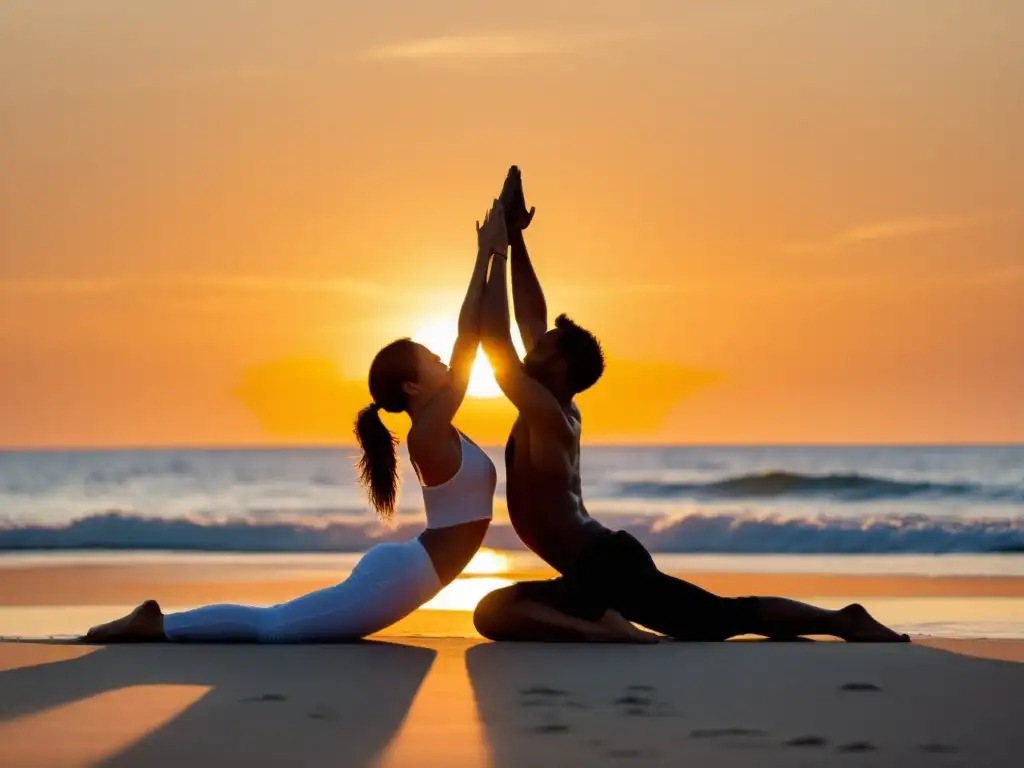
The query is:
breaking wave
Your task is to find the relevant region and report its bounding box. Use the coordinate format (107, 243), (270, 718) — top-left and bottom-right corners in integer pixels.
(616, 471), (1019, 502)
(2, 511), (1022, 554)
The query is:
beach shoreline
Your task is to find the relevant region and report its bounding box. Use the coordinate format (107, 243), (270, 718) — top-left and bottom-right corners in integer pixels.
(2, 557), (1024, 642)
(4, 558), (1024, 601)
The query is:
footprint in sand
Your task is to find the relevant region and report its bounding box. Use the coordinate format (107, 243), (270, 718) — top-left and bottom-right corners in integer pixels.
(520, 685), (567, 697)
(614, 694), (653, 707)
(241, 693), (287, 703)
(691, 728), (766, 739)
(838, 741), (877, 753)
(840, 682), (882, 692)
(530, 722), (571, 734)
(783, 735), (827, 747)
(520, 686), (568, 709)
(604, 747), (658, 759)
(614, 694), (649, 717)
(616, 691), (680, 718)
(920, 744), (960, 754)
(615, 693), (656, 717)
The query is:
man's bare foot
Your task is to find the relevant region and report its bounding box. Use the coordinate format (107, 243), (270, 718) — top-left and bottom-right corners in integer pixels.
(837, 603), (910, 643)
(498, 165), (535, 231)
(594, 610), (662, 644)
(84, 600), (166, 642)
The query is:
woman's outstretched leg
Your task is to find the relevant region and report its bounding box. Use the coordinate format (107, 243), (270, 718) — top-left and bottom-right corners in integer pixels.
(84, 599), (270, 642)
(161, 603), (268, 641)
(84, 600), (167, 642)
(83, 541), (441, 644)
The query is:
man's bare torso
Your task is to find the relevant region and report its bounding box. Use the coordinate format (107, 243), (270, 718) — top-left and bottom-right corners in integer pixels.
(504, 404), (608, 573)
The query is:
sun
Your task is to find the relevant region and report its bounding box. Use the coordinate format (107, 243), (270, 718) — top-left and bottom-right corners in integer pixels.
(413, 319), (525, 399)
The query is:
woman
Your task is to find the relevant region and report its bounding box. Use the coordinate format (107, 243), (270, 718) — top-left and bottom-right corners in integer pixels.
(84, 199), (509, 642)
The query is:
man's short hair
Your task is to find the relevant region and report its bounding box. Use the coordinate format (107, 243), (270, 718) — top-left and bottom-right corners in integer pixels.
(554, 314), (605, 394)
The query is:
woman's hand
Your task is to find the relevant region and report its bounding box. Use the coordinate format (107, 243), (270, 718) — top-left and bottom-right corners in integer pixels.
(476, 198), (508, 256)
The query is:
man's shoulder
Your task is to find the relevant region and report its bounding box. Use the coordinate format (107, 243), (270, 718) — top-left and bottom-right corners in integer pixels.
(567, 401), (582, 421)
(565, 402), (582, 433)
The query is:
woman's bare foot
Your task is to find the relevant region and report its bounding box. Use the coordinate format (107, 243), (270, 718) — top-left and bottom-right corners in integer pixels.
(83, 600), (166, 642)
(594, 610), (663, 644)
(837, 603), (910, 643)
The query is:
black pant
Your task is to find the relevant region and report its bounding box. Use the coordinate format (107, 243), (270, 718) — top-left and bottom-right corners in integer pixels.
(492, 530), (758, 640)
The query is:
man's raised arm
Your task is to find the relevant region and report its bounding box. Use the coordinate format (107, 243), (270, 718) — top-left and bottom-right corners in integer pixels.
(499, 166), (546, 352)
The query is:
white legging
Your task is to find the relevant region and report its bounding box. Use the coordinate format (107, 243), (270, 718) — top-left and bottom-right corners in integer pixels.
(162, 540), (442, 642)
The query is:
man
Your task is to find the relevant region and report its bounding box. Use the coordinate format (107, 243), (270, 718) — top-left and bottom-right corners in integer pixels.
(474, 166), (908, 643)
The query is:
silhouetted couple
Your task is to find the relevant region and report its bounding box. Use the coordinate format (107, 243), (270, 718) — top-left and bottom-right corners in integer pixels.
(85, 167), (906, 644)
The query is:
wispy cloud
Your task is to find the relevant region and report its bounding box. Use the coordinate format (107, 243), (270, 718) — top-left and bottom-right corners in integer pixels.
(6, 266), (1019, 306)
(558, 282), (682, 297)
(959, 264), (1024, 286)
(363, 4), (788, 64)
(365, 30), (623, 61)
(0, 274), (688, 300)
(0, 275), (393, 298)
(0, 278), (123, 296)
(783, 215), (979, 255)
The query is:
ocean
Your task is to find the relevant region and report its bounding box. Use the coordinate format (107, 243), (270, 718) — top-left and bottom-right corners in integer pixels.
(1, 445), (1021, 556)
(2, 445), (1023, 639)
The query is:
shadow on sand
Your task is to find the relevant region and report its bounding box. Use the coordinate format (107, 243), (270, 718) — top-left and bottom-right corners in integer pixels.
(0, 639), (435, 767)
(465, 640), (1024, 767)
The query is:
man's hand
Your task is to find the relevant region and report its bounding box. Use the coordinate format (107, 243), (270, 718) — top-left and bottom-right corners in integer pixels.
(476, 199), (508, 255)
(499, 165), (536, 231)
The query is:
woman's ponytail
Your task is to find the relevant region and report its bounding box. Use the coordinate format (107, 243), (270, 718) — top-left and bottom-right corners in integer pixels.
(354, 403), (399, 521)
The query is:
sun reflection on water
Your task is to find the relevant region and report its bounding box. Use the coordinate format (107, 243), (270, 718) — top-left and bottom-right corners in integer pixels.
(421, 548), (513, 611)
(460, 549), (508, 575)
(420, 577), (513, 612)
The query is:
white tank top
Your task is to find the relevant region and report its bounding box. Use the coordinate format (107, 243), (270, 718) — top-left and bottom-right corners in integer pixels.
(420, 432), (496, 530)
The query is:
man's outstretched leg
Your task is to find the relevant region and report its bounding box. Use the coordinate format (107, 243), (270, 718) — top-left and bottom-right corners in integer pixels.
(561, 530), (909, 642)
(598, 533), (909, 642)
(738, 598), (908, 642)
(626, 584), (908, 642)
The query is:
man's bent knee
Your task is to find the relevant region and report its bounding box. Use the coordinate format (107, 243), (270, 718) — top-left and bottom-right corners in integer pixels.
(473, 585), (519, 640)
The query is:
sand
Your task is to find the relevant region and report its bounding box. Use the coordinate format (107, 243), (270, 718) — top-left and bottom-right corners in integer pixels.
(2, 562), (1023, 766)
(0, 635), (1022, 767)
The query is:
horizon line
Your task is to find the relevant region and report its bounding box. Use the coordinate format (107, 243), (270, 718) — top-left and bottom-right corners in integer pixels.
(2, 441), (1022, 454)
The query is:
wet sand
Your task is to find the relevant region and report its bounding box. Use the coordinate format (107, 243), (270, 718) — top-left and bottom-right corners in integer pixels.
(1, 562), (1022, 607)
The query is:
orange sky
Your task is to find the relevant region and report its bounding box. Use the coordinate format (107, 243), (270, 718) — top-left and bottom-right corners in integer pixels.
(1, 1), (1022, 448)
